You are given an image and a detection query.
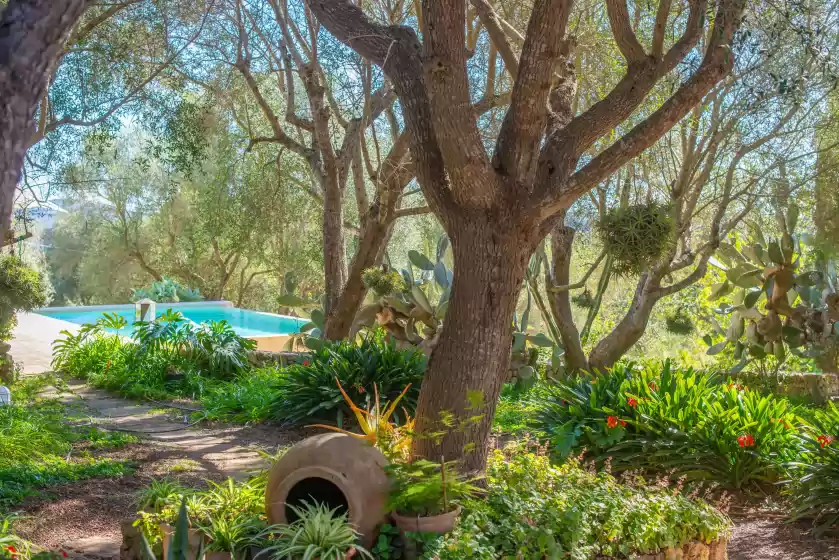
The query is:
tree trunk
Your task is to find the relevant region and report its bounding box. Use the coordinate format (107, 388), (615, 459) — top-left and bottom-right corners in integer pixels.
(412, 216), (535, 472)
(587, 275), (660, 371)
(323, 214), (394, 340)
(546, 225), (589, 372)
(322, 179), (348, 317)
(0, 0), (91, 235)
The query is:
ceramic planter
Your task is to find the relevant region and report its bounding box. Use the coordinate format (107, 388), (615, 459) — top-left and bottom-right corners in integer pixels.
(391, 505), (462, 535)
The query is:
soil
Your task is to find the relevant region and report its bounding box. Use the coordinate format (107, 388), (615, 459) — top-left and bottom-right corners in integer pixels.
(729, 516), (839, 559)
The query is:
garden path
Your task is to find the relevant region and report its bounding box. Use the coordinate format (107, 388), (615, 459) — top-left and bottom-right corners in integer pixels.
(25, 380), (301, 560)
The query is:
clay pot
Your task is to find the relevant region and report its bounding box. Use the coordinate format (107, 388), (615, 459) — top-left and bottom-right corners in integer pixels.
(265, 434), (390, 548)
(391, 505), (462, 535)
(158, 523), (204, 560)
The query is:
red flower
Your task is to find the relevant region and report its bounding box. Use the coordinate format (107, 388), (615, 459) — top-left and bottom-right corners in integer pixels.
(818, 435), (835, 448)
(302, 360), (310, 367)
(6, 546), (17, 556)
(619, 419), (627, 428)
(649, 381), (658, 391)
(606, 416), (619, 429)
(62, 552), (68, 558)
(737, 434), (755, 448)
(357, 385), (366, 394)
(627, 397), (638, 408)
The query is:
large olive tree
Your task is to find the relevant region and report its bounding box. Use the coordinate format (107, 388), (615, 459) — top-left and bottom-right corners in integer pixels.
(306, 0), (748, 471)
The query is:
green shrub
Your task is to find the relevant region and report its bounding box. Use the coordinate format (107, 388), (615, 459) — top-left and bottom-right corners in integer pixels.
(201, 367), (285, 423)
(0, 255), (48, 341)
(788, 402), (839, 534)
(275, 335), (425, 425)
(429, 443), (731, 559)
(534, 361), (803, 490)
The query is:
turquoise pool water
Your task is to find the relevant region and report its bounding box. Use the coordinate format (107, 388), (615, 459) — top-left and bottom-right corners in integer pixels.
(36, 304), (306, 337)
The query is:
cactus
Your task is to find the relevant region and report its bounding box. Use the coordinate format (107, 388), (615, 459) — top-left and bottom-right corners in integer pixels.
(705, 206), (839, 372)
(355, 237), (452, 352)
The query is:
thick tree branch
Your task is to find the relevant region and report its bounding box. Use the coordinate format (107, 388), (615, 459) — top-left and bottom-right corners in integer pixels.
(606, 0), (646, 62)
(470, 0), (519, 78)
(493, 0), (572, 185)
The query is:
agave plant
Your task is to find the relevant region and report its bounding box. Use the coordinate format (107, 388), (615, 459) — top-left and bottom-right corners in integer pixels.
(705, 206), (839, 374)
(309, 379), (414, 461)
(139, 499), (205, 560)
(131, 278), (203, 304)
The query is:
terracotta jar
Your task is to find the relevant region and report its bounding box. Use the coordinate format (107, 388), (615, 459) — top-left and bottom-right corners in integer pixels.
(264, 433), (390, 548)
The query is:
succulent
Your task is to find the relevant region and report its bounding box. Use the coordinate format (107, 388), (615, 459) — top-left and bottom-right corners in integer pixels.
(596, 203), (673, 276)
(705, 206), (839, 373)
(353, 235), (452, 352)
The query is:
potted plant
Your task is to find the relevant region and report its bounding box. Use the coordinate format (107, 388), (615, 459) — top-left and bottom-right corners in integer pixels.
(385, 459), (479, 535)
(196, 513), (266, 560)
(256, 501), (371, 560)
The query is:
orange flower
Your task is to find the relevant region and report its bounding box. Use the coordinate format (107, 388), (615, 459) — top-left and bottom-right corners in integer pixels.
(818, 435), (835, 448)
(619, 419), (627, 428)
(606, 416), (619, 429)
(648, 381), (658, 391)
(627, 397), (638, 408)
(737, 434), (755, 447)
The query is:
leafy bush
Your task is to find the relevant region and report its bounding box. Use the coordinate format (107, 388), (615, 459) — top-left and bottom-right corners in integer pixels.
(0, 255), (48, 341)
(429, 443), (731, 559)
(534, 361), (802, 490)
(131, 277), (203, 303)
(133, 311), (256, 377)
(202, 367), (285, 423)
(385, 460), (478, 516)
(275, 335), (425, 425)
(788, 402), (839, 534)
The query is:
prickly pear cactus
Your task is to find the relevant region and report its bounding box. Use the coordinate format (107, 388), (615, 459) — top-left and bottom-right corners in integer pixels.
(705, 207), (839, 373)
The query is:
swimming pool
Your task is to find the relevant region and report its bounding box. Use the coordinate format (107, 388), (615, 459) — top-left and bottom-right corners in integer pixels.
(36, 302), (306, 338)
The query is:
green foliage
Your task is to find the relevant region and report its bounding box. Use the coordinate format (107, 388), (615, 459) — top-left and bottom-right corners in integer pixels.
(0, 255), (48, 341)
(201, 367), (285, 423)
(788, 402), (839, 534)
(258, 502), (371, 560)
(276, 335), (425, 425)
(596, 204), (673, 276)
(386, 460), (479, 517)
(362, 267), (406, 297)
(131, 277), (204, 304)
(704, 214), (839, 373)
(429, 444), (731, 559)
(0, 404), (132, 508)
(534, 361), (802, 490)
(356, 237), (451, 348)
(133, 311), (256, 377)
(665, 309), (696, 335)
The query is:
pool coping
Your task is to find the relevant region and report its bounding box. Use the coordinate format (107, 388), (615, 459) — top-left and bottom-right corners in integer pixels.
(34, 300), (306, 352)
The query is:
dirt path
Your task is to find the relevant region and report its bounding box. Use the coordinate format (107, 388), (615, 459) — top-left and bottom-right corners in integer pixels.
(729, 516), (839, 559)
(18, 380), (303, 559)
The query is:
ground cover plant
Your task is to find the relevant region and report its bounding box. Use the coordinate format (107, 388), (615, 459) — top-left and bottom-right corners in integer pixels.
(533, 361), (806, 491)
(0, 379), (135, 509)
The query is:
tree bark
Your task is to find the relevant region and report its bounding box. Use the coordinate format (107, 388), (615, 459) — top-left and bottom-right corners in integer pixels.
(587, 275), (660, 371)
(546, 225), (589, 372)
(323, 210), (394, 339)
(413, 215), (537, 473)
(0, 0), (92, 236)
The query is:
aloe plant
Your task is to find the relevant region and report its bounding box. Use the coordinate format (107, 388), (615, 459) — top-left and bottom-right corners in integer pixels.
(705, 206), (839, 373)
